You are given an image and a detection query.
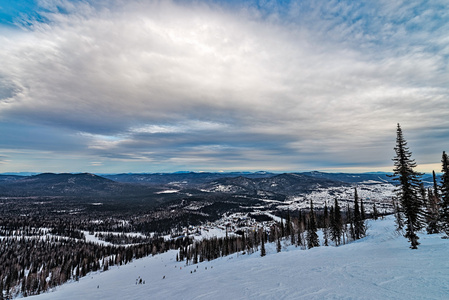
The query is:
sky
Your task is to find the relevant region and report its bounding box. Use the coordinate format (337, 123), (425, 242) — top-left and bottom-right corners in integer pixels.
(0, 0), (448, 174)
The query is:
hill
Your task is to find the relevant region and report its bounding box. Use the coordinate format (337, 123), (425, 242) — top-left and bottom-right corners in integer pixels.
(205, 173), (346, 196)
(101, 171), (275, 185)
(0, 173), (153, 198)
(34, 216), (449, 300)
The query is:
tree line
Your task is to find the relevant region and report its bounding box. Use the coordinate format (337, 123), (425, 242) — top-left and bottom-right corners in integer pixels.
(0, 231), (186, 299)
(179, 189), (370, 264)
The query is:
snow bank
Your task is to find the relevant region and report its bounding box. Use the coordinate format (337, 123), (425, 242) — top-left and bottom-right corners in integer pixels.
(34, 216), (449, 300)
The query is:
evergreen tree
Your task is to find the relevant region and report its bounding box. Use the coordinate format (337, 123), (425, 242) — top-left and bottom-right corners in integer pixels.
(331, 199), (342, 246)
(426, 187), (439, 234)
(329, 206), (335, 244)
(323, 202), (329, 246)
(276, 234), (281, 253)
(296, 210), (304, 247)
(306, 200), (320, 249)
(440, 151), (449, 235)
(360, 198), (366, 221)
(392, 123), (424, 249)
(347, 202), (355, 241)
(260, 231), (266, 257)
(372, 203), (378, 220)
(280, 219), (285, 238)
(425, 170), (440, 233)
(353, 188), (364, 239)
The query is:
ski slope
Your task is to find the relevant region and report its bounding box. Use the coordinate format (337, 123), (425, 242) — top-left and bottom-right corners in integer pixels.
(34, 216), (449, 300)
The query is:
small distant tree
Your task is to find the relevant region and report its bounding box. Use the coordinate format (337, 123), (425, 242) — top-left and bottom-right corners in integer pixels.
(285, 210), (291, 237)
(346, 202), (355, 241)
(331, 199), (343, 246)
(296, 211), (304, 247)
(260, 231), (266, 257)
(426, 187), (439, 234)
(372, 203), (379, 220)
(425, 170), (440, 234)
(306, 200), (320, 249)
(360, 198), (366, 221)
(392, 124), (424, 249)
(323, 202), (330, 246)
(353, 188), (365, 239)
(276, 234), (281, 253)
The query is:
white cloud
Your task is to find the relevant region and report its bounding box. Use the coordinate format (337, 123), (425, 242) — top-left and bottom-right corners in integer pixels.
(0, 0), (448, 172)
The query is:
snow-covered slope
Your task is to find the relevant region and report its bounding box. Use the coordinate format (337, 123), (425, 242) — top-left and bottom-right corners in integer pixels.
(34, 216), (448, 300)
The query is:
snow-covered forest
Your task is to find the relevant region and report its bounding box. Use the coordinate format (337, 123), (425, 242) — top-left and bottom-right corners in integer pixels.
(32, 216), (449, 300)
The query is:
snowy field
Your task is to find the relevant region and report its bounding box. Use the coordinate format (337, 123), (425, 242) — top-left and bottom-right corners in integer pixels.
(34, 216), (449, 300)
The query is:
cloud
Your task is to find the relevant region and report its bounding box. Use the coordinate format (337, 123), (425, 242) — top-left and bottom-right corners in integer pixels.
(0, 0), (448, 172)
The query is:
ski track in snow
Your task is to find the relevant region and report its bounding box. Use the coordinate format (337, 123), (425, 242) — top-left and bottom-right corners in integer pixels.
(34, 216), (449, 300)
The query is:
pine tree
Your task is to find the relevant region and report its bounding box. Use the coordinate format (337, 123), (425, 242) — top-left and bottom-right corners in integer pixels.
(260, 239), (266, 257)
(276, 234), (281, 253)
(296, 210), (304, 247)
(329, 206), (335, 244)
(426, 187), (439, 234)
(353, 188), (364, 239)
(323, 202), (329, 246)
(425, 170), (440, 233)
(280, 219), (285, 238)
(372, 203), (378, 220)
(440, 151), (449, 235)
(392, 123), (424, 249)
(347, 202), (355, 241)
(260, 230), (266, 257)
(306, 200), (320, 249)
(331, 199), (342, 246)
(360, 198), (366, 221)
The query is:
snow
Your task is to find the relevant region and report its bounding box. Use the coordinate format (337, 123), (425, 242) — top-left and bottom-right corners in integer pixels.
(285, 184), (395, 213)
(156, 190), (180, 194)
(34, 216), (449, 300)
(81, 231), (148, 247)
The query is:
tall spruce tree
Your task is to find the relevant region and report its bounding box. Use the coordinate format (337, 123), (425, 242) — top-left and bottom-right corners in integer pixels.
(306, 200), (320, 249)
(440, 151), (449, 235)
(392, 123), (424, 249)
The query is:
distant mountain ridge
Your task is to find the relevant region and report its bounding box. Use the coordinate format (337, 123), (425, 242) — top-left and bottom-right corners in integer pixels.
(0, 171), (402, 199)
(0, 173), (144, 197)
(205, 173), (347, 196)
(101, 171), (275, 185)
